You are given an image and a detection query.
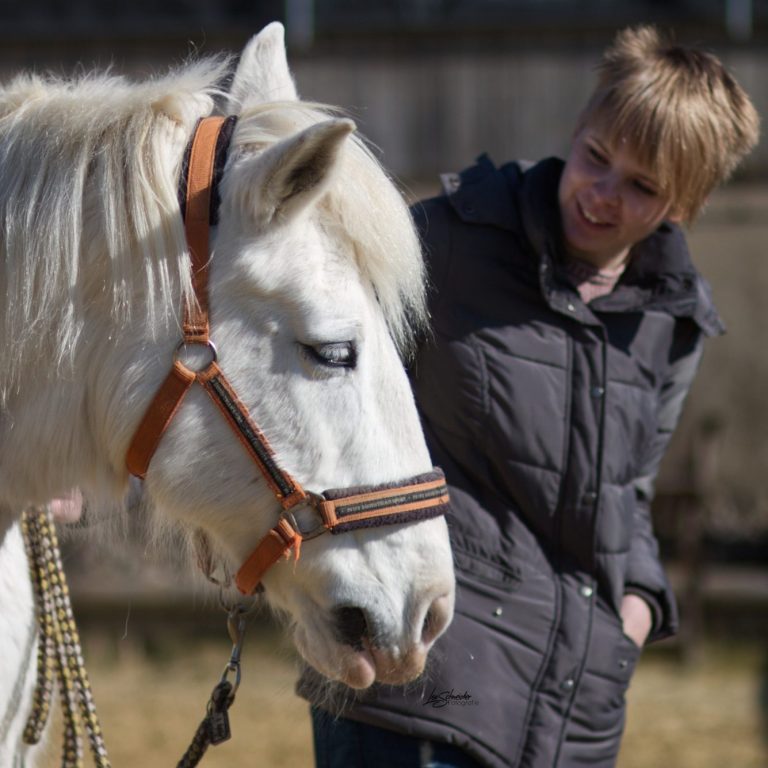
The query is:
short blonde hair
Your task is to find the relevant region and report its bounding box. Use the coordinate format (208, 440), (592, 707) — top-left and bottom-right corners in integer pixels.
(578, 25), (760, 222)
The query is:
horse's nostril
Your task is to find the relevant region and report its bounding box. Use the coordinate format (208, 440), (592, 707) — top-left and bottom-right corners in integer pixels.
(333, 606), (368, 650)
(421, 594), (452, 646)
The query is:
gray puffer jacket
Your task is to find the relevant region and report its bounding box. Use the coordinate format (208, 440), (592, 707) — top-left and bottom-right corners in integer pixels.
(299, 155), (724, 768)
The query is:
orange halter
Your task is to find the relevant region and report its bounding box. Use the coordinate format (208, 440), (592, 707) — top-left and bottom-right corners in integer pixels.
(126, 117), (450, 596)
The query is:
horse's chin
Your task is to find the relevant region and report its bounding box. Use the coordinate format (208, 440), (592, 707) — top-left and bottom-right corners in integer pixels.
(338, 649), (377, 689)
(292, 624), (428, 690)
(338, 644), (430, 689)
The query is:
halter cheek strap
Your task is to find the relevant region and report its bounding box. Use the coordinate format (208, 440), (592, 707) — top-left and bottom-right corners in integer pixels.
(125, 116), (450, 596)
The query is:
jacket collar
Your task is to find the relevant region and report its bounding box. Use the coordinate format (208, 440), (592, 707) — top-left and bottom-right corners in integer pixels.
(443, 154), (724, 337)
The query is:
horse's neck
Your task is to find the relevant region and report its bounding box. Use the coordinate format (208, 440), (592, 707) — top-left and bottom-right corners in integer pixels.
(0, 306), (144, 510)
(0, 373), (100, 509)
(0, 264), (178, 510)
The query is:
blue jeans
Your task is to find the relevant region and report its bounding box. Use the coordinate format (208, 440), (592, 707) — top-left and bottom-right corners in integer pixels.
(311, 707), (483, 768)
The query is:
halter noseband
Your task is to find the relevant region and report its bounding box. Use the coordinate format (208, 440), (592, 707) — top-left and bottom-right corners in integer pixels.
(125, 116), (450, 596)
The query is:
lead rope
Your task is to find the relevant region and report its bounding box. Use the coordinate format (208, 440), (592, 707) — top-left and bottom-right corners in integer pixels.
(20, 507), (111, 768)
(176, 604), (249, 768)
(20, 507), (250, 768)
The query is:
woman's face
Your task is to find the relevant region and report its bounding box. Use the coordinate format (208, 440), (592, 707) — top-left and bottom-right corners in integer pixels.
(558, 123), (680, 269)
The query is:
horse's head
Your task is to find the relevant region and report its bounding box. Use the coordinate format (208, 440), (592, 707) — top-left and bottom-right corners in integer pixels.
(0, 23), (453, 689)
(122, 25), (454, 689)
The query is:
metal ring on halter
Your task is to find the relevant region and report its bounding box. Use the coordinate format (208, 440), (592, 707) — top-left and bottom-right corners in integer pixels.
(174, 339), (218, 372)
(281, 492), (328, 540)
(218, 588), (258, 615)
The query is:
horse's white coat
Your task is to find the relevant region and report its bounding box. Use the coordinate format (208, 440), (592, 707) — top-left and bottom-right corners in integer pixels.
(0, 22), (454, 763)
(0, 511), (44, 768)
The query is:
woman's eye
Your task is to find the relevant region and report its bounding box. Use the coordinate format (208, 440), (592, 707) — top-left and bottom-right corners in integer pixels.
(300, 341), (357, 369)
(587, 146), (608, 165)
(633, 180), (658, 196)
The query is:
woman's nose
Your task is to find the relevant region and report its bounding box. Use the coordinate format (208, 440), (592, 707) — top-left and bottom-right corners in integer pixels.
(594, 174), (621, 206)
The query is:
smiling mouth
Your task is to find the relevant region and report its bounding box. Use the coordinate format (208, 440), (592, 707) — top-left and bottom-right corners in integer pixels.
(578, 202), (611, 227)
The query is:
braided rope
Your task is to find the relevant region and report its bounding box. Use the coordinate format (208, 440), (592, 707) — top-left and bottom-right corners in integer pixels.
(20, 507), (248, 768)
(177, 718), (211, 768)
(21, 508), (111, 768)
(20, 512), (56, 744)
(176, 680), (235, 768)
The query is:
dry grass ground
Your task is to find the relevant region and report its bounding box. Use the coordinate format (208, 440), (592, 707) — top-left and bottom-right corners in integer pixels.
(36, 627), (316, 768)
(33, 630), (766, 768)
(618, 645), (767, 768)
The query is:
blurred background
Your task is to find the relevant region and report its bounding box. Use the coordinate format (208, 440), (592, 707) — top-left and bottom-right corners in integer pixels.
(3, 1), (766, 766)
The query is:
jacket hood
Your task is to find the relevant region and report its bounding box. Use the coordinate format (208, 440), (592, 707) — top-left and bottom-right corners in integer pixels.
(442, 154), (725, 337)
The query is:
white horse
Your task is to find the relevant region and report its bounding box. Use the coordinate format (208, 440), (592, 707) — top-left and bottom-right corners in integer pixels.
(0, 23), (455, 764)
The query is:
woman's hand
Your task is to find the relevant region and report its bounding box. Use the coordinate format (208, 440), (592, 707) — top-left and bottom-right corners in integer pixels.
(49, 489), (83, 524)
(620, 593), (652, 648)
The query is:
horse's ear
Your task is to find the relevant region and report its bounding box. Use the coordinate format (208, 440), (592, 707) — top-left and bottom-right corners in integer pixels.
(227, 22), (298, 113)
(231, 118), (355, 227)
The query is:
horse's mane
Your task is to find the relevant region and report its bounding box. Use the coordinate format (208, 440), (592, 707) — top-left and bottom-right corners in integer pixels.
(0, 57), (426, 401)
(0, 58), (229, 398)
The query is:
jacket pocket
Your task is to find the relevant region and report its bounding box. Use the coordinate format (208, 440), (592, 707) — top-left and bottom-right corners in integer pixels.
(445, 545), (558, 766)
(452, 537), (558, 699)
(452, 537), (522, 591)
(569, 603), (642, 736)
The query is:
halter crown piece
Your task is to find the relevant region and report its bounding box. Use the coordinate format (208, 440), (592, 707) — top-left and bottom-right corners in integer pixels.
(125, 116), (451, 595)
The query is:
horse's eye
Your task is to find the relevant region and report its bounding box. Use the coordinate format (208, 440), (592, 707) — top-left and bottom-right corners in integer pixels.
(301, 341), (357, 369)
